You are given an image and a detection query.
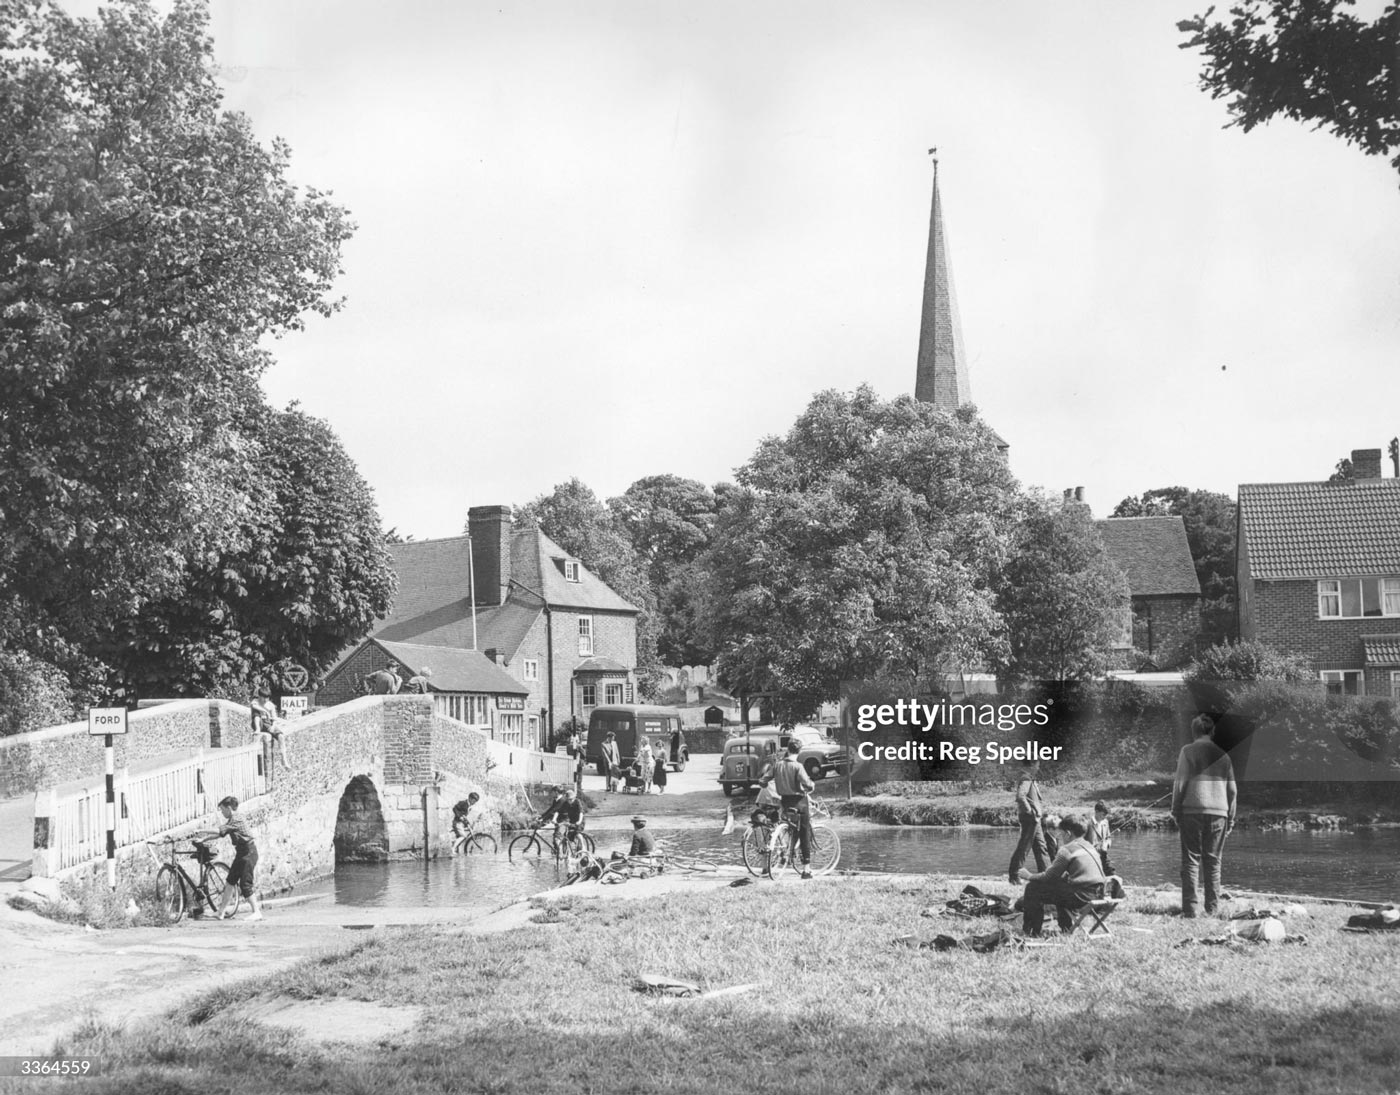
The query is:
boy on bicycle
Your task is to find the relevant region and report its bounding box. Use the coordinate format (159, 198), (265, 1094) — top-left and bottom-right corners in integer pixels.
(451, 793), (482, 840)
(215, 795), (264, 921)
(539, 786), (585, 848)
(760, 739), (815, 879)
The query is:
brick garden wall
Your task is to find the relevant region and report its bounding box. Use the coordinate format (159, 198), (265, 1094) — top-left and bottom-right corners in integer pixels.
(0, 700), (250, 797)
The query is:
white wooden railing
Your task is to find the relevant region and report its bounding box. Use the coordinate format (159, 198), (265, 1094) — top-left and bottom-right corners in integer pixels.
(34, 743), (265, 876)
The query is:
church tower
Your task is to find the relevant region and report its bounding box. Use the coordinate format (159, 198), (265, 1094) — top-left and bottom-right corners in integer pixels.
(914, 152), (970, 409)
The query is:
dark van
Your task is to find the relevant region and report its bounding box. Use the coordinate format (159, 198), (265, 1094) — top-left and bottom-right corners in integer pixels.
(586, 705), (689, 774)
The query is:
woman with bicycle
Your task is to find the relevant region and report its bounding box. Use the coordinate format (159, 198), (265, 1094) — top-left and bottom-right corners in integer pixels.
(214, 796), (264, 921)
(760, 739), (816, 879)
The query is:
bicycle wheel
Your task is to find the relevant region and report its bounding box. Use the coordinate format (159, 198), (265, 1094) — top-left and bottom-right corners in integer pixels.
(765, 823), (793, 880)
(808, 825), (841, 876)
(467, 833), (498, 855)
(207, 862), (243, 916)
(155, 864), (186, 923)
(509, 833), (547, 861)
(740, 826), (770, 877)
(577, 831), (596, 855)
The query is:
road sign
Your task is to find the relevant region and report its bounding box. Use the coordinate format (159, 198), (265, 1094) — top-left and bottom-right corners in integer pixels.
(279, 695), (308, 720)
(87, 708), (128, 736)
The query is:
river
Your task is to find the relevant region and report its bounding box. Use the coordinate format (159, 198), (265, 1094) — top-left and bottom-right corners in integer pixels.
(297, 824), (1400, 908)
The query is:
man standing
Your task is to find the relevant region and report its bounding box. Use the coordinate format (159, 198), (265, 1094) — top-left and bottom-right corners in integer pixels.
(1008, 764), (1049, 884)
(601, 731), (622, 793)
(363, 665), (401, 695)
(760, 739), (815, 879)
(1172, 713), (1237, 917)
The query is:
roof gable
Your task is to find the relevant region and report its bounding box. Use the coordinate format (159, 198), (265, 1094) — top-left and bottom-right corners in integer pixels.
(1096, 517), (1201, 597)
(372, 639), (527, 694)
(513, 525), (639, 613)
(1239, 479), (1400, 579)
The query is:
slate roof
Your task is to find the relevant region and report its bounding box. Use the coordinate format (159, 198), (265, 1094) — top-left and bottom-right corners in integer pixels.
(512, 525), (639, 613)
(1096, 517), (1201, 597)
(575, 657), (630, 673)
(1361, 634), (1400, 667)
(373, 639), (528, 694)
(1238, 479), (1400, 579)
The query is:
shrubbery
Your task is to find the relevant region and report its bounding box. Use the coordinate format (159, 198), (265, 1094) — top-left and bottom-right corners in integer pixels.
(1184, 639), (1313, 682)
(0, 648), (78, 737)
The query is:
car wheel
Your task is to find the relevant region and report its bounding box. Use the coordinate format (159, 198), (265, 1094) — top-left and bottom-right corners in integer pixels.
(804, 759), (824, 781)
(674, 755), (687, 773)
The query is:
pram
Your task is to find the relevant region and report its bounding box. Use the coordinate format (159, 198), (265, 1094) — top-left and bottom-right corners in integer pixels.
(623, 764), (646, 793)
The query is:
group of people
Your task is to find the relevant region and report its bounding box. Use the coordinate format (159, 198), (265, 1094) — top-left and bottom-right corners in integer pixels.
(1008, 713), (1238, 934)
(596, 731), (670, 795)
(362, 664), (433, 695)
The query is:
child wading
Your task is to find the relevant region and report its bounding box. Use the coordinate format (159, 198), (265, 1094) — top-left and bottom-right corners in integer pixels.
(216, 795), (264, 921)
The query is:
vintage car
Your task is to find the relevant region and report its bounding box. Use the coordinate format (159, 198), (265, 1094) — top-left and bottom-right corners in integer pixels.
(717, 724), (848, 796)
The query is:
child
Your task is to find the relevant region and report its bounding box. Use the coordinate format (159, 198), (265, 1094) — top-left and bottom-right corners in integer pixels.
(215, 796), (264, 921)
(451, 792), (482, 847)
(1089, 801), (1115, 876)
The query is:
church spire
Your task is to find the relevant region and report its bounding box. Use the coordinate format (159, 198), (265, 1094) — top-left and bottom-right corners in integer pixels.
(914, 150), (971, 410)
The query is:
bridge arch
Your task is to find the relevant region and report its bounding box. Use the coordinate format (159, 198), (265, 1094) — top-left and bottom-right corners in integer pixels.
(334, 774), (388, 862)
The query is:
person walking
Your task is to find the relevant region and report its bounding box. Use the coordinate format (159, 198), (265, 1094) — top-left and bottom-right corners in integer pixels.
(601, 731), (622, 793)
(1008, 764), (1050, 884)
(214, 796), (264, 922)
(1172, 713), (1237, 917)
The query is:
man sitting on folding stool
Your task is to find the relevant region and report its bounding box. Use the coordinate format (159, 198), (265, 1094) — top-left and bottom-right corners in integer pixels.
(1017, 813), (1108, 937)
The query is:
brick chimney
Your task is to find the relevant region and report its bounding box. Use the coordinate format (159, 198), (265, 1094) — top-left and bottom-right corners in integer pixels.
(1351, 449), (1383, 480)
(467, 505), (512, 606)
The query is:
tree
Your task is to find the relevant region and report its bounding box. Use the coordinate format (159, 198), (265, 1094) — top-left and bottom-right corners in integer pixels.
(996, 496), (1130, 682)
(516, 479), (660, 681)
(0, 0), (353, 668)
(104, 407), (395, 698)
(700, 387), (1020, 721)
(1328, 457), (1356, 483)
(609, 475), (718, 666)
(1111, 487), (1238, 645)
(1178, 1), (1400, 180)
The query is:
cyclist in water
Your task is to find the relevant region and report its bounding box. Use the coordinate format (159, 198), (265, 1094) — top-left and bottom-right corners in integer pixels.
(451, 792), (482, 847)
(539, 786), (586, 848)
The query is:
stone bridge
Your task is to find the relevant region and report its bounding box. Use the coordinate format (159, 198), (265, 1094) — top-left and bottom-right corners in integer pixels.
(1, 696), (573, 893)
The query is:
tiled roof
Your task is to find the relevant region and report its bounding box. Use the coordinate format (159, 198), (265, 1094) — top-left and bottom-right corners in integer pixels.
(575, 657), (629, 673)
(1361, 634), (1400, 667)
(1238, 479), (1400, 578)
(373, 639), (528, 694)
(1096, 517), (1201, 597)
(511, 525), (639, 613)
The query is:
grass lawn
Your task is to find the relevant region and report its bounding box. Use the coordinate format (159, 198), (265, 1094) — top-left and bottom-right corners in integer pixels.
(30, 877), (1400, 1095)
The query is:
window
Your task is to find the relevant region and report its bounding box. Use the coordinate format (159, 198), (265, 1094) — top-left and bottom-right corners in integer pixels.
(522, 659), (539, 682)
(1392, 672), (1400, 699)
(498, 713), (523, 747)
(1318, 578), (1400, 619)
(578, 616), (594, 656)
(1321, 670), (1364, 696)
(604, 682), (624, 704)
(581, 683), (597, 707)
(436, 693), (488, 724)
(564, 560), (580, 582)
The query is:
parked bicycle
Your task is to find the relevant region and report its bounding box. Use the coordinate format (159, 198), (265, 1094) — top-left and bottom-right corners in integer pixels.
(148, 833), (240, 923)
(766, 795), (840, 879)
(507, 820), (596, 862)
(741, 793), (832, 877)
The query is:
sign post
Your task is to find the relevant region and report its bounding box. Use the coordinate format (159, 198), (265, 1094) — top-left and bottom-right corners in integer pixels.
(88, 708), (128, 891)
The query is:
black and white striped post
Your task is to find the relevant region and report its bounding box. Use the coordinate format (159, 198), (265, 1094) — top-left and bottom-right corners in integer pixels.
(87, 707), (129, 891)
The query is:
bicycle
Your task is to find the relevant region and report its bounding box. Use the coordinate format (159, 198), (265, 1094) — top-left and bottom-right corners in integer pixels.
(148, 833), (241, 923)
(451, 821), (498, 856)
(766, 796), (840, 880)
(508, 820), (595, 862)
(741, 794), (831, 876)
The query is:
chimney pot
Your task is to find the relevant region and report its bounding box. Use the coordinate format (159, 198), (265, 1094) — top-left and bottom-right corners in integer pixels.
(1351, 449), (1383, 480)
(1074, 486), (1085, 503)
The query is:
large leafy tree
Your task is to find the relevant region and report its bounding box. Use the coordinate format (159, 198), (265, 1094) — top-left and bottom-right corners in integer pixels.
(609, 475), (718, 666)
(701, 387), (1019, 722)
(996, 496), (1130, 682)
(515, 479), (661, 682)
(1111, 487), (1237, 645)
(0, 0), (353, 668)
(1179, 1), (1400, 179)
(106, 407), (395, 698)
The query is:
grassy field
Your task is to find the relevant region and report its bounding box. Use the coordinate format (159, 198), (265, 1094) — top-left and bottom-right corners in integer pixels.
(29, 877), (1400, 1095)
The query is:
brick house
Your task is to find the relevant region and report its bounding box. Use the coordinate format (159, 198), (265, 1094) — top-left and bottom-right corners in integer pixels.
(316, 637), (531, 743)
(1237, 448), (1400, 697)
(352, 506), (639, 749)
(1096, 516), (1202, 669)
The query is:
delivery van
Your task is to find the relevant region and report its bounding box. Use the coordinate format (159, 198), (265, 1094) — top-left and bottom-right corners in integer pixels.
(586, 705), (689, 774)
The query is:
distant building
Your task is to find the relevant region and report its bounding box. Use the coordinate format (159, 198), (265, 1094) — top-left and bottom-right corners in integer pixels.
(1237, 447), (1400, 696)
(1096, 515), (1202, 669)
(322, 506), (640, 748)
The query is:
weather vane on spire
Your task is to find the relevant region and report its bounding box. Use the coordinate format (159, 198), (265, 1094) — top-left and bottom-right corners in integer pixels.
(928, 146), (938, 165)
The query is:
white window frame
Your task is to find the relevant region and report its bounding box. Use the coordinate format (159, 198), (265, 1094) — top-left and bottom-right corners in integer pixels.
(1317, 577), (1400, 619)
(1391, 671), (1400, 700)
(578, 616), (594, 656)
(564, 560), (580, 582)
(522, 659), (539, 682)
(604, 682), (624, 705)
(581, 683), (597, 707)
(1320, 670), (1365, 696)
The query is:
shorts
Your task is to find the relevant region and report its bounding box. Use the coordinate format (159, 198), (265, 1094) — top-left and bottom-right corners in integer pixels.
(226, 846), (259, 898)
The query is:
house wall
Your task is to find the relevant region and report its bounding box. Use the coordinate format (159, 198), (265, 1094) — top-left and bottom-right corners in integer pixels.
(1250, 578), (1400, 694)
(551, 608), (638, 727)
(1132, 594), (1201, 668)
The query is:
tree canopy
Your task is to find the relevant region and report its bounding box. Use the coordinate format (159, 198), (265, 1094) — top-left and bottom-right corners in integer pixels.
(1179, 1), (1400, 180)
(700, 387), (1020, 721)
(0, 0), (353, 671)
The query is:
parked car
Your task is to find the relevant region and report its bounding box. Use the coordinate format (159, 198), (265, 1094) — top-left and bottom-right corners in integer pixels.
(717, 725), (848, 796)
(585, 704), (689, 774)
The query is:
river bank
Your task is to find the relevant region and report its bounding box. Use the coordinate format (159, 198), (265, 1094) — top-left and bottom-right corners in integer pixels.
(16, 868), (1399, 1095)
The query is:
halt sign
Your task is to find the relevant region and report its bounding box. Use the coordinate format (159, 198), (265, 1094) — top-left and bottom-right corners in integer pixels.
(88, 708), (128, 736)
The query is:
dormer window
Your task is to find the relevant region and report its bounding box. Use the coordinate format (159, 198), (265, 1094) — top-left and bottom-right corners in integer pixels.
(564, 560), (580, 582)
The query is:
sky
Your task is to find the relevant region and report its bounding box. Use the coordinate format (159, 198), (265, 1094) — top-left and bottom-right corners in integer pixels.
(142, 1), (1400, 538)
